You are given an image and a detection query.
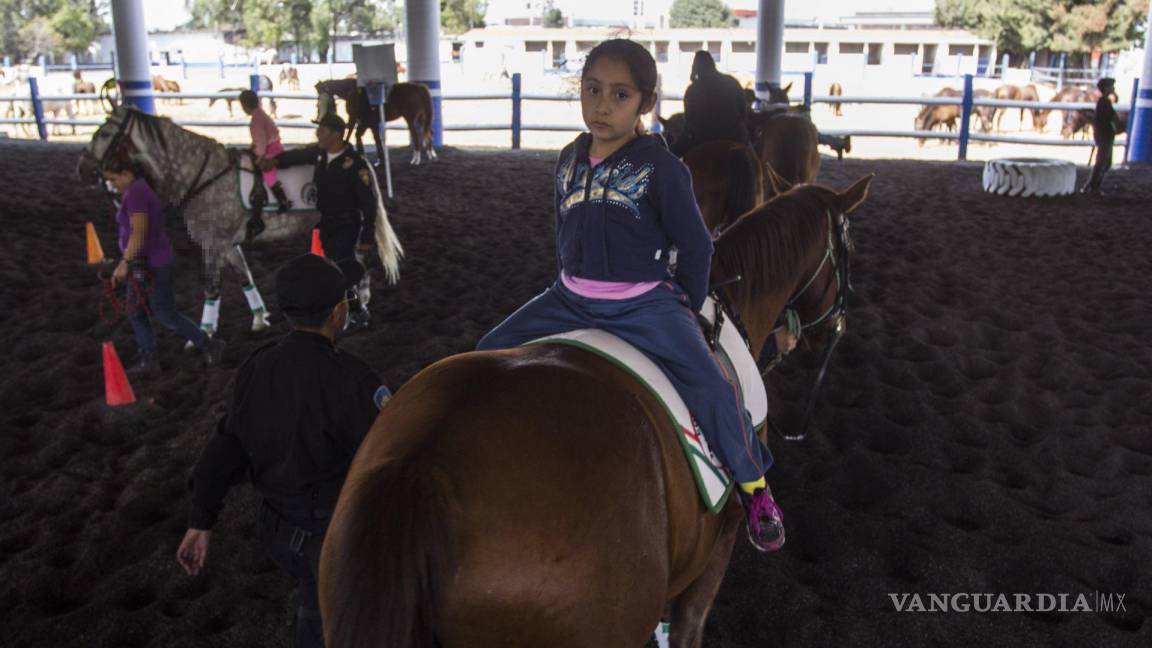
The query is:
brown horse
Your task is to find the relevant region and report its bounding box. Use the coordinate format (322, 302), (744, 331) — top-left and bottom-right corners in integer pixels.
(914, 87), (962, 145)
(1016, 84), (1045, 131)
(278, 65), (300, 91)
(350, 82), (437, 165)
(151, 75), (182, 104)
(71, 70), (97, 114)
(828, 81), (843, 116)
(319, 174), (873, 648)
(752, 113), (820, 196)
(682, 140), (764, 234)
(318, 78), (437, 165)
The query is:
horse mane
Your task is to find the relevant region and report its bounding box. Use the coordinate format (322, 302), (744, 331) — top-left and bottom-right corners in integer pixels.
(711, 185), (833, 305)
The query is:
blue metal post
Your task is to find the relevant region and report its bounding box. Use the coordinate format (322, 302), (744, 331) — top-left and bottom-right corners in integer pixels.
(249, 73), (260, 92)
(1124, 77), (1139, 165)
(1028, 51), (1036, 69)
(1058, 52), (1067, 89)
(291, 51), (299, 66)
(406, 0), (444, 146)
(999, 53), (1009, 78)
(181, 57), (187, 79)
(110, 0), (155, 113)
(511, 72), (522, 149)
(958, 74), (973, 160)
(39, 56), (47, 77)
(219, 56), (225, 78)
(651, 74), (663, 134)
(803, 71), (812, 109)
(1128, 6), (1152, 163)
(3, 56), (9, 68)
(70, 54), (78, 71)
(28, 78), (47, 140)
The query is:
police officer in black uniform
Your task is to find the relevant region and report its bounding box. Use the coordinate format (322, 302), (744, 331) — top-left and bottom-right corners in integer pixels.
(670, 50), (751, 157)
(268, 112), (379, 333)
(176, 254), (386, 648)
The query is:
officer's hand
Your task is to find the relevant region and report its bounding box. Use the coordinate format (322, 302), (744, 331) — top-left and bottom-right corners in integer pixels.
(176, 528), (212, 576)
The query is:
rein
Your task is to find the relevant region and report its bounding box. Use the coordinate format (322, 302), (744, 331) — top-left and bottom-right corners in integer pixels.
(711, 207), (853, 441)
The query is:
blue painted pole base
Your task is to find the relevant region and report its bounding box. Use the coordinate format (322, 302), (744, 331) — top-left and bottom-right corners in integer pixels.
(1129, 88), (1152, 163)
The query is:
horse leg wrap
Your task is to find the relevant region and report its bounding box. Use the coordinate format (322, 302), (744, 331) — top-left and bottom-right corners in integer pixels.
(243, 285), (270, 331)
(187, 297), (221, 351)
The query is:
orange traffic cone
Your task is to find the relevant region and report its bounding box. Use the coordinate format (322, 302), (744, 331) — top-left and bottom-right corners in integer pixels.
(102, 341), (136, 406)
(86, 221), (105, 265)
(310, 229), (325, 257)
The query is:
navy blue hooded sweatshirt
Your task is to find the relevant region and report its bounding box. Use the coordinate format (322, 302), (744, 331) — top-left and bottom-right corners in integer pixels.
(554, 133), (713, 311)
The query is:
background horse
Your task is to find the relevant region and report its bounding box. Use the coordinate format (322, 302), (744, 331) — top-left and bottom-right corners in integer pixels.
(348, 82), (437, 165)
(682, 140), (764, 235)
(72, 71), (97, 115)
(319, 173), (872, 648)
(828, 81), (843, 116)
(914, 87), (962, 144)
(151, 75), (182, 104)
(278, 65), (300, 91)
(75, 107), (403, 338)
(209, 75), (277, 118)
(752, 112), (820, 195)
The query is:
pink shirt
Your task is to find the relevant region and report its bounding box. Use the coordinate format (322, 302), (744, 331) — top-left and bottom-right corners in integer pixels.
(560, 155), (660, 300)
(249, 108), (280, 158)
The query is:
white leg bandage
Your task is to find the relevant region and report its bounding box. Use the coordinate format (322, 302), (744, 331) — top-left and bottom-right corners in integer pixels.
(243, 285), (271, 331)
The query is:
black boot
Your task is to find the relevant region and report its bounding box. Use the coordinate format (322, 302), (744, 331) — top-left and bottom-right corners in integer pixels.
(270, 182), (293, 213)
(127, 351), (161, 376)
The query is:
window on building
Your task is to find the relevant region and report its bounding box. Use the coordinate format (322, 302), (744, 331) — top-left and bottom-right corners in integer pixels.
(655, 41), (669, 63)
(679, 41), (703, 53)
(839, 42), (864, 55)
(784, 42), (809, 54)
(894, 43), (918, 56)
(867, 43), (882, 65)
(475, 41), (485, 48)
(526, 41), (547, 53)
(708, 42), (721, 58)
(732, 41), (755, 53)
(814, 42), (829, 64)
(948, 44), (975, 56)
(922, 44), (937, 73)
(577, 41), (598, 53)
(634, 0), (644, 15)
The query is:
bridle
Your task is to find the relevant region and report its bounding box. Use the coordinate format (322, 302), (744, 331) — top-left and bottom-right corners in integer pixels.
(92, 108), (241, 220)
(711, 207), (854, 442)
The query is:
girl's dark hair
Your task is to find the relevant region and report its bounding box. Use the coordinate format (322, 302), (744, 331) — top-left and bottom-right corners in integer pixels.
(583, 39), (658, 111)
(239, 89), (259, 110)
(690, 50), (718, 82)
(102, 151), (146, 179)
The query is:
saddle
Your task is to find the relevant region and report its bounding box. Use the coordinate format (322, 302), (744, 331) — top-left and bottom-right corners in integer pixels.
(526, 296), (767, 512)
(237, 153), (317, 212)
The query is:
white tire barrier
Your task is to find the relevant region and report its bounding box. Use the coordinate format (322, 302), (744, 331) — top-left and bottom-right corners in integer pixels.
(982, 158), (1076, 197)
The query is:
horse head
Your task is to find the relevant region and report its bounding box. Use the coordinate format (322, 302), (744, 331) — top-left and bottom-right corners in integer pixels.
(712, 172), (872, 359)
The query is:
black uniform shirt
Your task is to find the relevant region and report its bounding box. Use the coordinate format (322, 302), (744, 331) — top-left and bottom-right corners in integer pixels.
(276, 145), (378, 244)
(1094, 95), (1118, 142)
(187, 330), (381, 529)
(684, 72), (749, 143)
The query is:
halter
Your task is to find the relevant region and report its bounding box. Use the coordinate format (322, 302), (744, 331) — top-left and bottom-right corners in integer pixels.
(712, 206), (854, 442)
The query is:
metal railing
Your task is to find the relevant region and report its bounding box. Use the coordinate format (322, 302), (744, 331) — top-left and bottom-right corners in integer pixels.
(2, 72), (1139, 161)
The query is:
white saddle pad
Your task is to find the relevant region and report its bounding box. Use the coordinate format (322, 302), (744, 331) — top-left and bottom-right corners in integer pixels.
(526, 297), (767, 512)
(237, 155), (318, 212)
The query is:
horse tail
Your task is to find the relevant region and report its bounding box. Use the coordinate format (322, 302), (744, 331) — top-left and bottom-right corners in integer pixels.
(723, 145), (760, 225)
(365, 159), (404, 283)
(325, 459), (451, 648)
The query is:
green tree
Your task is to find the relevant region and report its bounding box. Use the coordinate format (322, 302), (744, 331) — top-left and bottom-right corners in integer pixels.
(18, 15), (61, 59)
(935, 0), (1147, 56)
(440, 0), (486, 34)
(185, 0), (245, 30)
(50, 1), (101, 55)
(543, 7), (564, 28)
(669, 0), (733, 28)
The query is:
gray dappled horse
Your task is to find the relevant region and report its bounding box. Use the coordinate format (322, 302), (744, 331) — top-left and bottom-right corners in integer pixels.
(77, 106), (403, 338)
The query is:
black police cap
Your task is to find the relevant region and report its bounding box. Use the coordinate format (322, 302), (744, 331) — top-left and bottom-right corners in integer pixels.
(314, 112), (347, 134)
(1097, 77), (1116, 92)
(276, 254), (346, 316)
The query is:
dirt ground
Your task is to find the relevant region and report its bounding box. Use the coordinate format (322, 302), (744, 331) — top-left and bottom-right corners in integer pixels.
(0, 138), (1149, 647)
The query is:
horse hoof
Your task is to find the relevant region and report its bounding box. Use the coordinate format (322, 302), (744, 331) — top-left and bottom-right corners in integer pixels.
(251, 315), (271, 332)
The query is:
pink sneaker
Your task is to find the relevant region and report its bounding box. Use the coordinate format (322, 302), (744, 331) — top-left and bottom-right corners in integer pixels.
(738, 485), (785, 552)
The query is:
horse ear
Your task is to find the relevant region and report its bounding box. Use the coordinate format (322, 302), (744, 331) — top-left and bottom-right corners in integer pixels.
(782, 81), (793, 95)
(657, 116), (668, 127)
(836, 174), (874, 215)
(764, 162), (793, 196)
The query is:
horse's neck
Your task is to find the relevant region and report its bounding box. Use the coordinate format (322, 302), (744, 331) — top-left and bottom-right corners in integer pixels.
(139, 122), (227, 198)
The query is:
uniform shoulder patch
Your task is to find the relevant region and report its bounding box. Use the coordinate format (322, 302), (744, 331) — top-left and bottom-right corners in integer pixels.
(359, 169), (371, 186)
(342, 156), (354, 169)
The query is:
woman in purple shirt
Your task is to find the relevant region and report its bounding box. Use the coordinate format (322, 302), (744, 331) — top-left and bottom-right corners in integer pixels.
(103, 154), (225, 374)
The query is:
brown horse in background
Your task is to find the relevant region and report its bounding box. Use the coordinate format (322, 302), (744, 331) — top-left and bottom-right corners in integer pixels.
(278, 65), (300, 91)
(319, 175), (874, 648)
(349, 82), (437, 165)
(752, 113), (820, 196)
(682, 140), (764, 234)
(71, 71), (97, 114)
(828, 81), (843, 116)
(151, 75), (182, 104)
(915, 87), (962, 144)
(1017, 84), (1044, 131)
